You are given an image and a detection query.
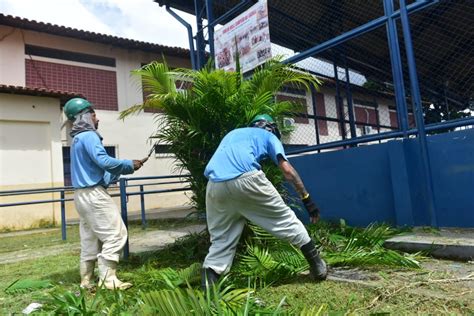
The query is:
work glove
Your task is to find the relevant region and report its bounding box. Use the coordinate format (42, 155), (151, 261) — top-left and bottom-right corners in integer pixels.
(302, 194), (320, 224)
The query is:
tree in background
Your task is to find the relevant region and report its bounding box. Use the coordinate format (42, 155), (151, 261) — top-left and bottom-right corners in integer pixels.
(120, 58), (320, 212)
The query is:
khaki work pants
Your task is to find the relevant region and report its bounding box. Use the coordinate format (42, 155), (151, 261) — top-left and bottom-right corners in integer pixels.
(203, 170), (311, 274)
(74, 186), (128, 263)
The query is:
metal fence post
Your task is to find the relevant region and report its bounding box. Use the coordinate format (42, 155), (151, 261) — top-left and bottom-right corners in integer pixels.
(165, 6), (196, 70)
(60, 190), (66, 240)
(140, 184), (147, 229)
(343, 55), (357, 139)
(384, 0), (409, 138)
(399, 0), (437, 227)
(205, 0), (215, 59)
(194, 0), (205, 69)
(119, 178), (130, 259)
(333, 57), (347, 142)
(310, 85), (321, 149)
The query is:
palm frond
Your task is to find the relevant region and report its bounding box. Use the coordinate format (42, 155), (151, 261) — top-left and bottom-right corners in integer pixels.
(146, 263), (201, 290)
(5, 279), (52, 294)
(118, 103), (147, 119)
(140, 281), (257, 315)
(132, 61), (176, 96)
(326, 247), (420, 268)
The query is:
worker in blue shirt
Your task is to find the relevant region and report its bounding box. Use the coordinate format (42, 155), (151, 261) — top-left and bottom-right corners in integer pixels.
(201, 114), (327, 289)
(64, 98), (143, 290)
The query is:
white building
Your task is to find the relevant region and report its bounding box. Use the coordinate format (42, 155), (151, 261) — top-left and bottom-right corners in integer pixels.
(0, 14), (192, 229)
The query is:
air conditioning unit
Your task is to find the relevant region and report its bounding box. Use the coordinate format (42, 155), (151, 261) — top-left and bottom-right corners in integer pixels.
(469, 98), (474, 111)
(283, 117), (296, 128)
(363, 126), (372, 134)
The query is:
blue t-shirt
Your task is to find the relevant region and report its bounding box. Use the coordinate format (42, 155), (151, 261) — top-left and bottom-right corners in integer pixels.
(70, 131), (134, 188)
(204, 127), (287, 182)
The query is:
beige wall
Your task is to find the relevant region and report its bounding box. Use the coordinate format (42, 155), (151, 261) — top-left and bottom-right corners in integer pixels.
(0, 94), (64, 229)
(0, 26), (25, 85)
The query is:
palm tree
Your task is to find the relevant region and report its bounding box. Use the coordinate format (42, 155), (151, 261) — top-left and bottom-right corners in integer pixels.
(120, 58), (321, 212)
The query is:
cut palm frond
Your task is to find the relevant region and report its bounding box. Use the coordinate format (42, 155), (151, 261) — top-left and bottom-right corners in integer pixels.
(5, 279), (52, 294)
(140, 280), (269, 315)
(146, 263), (201, 290)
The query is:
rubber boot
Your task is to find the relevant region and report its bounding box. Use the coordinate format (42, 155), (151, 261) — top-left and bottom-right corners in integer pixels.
(80, 260), (96, 289)
(201, 267), (220, 291)
(300, 240), (328, 281)
(98, 257), (133, 290)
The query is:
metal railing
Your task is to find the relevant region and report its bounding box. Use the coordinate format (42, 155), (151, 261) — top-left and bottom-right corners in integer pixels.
(118, 175), (191, 258)
(0, 185), (75, 241)
(0, 175), (191, 258)
(286, 116), (474, 155)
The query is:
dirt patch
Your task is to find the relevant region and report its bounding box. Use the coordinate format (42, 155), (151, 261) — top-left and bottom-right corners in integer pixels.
(322, 259), (474, 312)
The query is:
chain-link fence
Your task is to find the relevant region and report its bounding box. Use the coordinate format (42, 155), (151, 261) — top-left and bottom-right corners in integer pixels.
(164, 0), (473, 149)
(397, 1), (473, 129)
(189, 0), (473, 150)
(266, 0), (472, 148)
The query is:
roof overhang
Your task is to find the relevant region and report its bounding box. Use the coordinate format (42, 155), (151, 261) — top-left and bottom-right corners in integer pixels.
(0, 84), (82, 104)
(0, 13), (191, 59)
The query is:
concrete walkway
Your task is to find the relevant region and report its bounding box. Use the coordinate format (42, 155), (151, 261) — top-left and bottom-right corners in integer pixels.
(0, 207), (205, 264)
(129, 224), (205, 253)
(0, 224), (206, 265)
(385, 228), (474, 261)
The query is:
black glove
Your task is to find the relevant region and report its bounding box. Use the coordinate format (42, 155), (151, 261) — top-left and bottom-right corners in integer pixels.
(302, 194), (320, 222)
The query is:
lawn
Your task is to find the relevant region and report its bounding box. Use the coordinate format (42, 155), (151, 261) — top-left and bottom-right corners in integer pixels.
(0, 219), (472, 315)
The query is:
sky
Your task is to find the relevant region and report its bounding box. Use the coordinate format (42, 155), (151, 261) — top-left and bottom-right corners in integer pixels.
(0, 0), (196, 48)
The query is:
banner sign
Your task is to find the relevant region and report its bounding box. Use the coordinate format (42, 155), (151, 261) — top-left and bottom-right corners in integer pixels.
(214, 0), (271, 73)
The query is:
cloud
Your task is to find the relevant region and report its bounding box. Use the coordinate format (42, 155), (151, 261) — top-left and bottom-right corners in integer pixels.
(89, 0), (196, 47)
(0, 0), (114, 34)
(0, 0), (196, 48)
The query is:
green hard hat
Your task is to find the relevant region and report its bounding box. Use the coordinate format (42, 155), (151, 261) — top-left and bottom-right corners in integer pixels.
(249, 113), (281, 139)
(250, 114), (274, 124)
(64, 98), (93, 120)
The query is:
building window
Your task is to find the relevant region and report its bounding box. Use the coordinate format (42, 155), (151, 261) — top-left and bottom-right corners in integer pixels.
(62, 146), (116, 186)
(276, 93), (309, 124)
(389, 109), (416, 129)
(25, 45), (116, 67)
(153, 144), (174, 158)
(314, 92), (328, 136)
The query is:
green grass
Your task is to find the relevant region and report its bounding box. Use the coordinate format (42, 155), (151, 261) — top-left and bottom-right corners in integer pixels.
(1, 220), (473, 315)
(257, 270), (473, 315)
(0, 218), (205, 314)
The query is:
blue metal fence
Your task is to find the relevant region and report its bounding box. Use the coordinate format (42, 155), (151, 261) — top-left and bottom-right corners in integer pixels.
(0, 175), (191, 259)
(0, 185), (75, 240)
(163, 0), (473, 229)
(118, 175), (191, 258)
